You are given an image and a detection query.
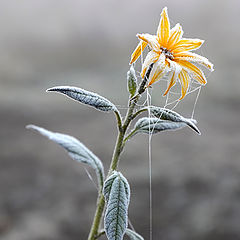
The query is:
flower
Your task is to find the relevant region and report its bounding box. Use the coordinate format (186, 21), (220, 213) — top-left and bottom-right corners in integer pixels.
(130, 7), (214, 100)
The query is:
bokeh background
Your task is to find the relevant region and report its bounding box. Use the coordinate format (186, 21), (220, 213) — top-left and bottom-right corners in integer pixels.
(1, 0), (240, 239)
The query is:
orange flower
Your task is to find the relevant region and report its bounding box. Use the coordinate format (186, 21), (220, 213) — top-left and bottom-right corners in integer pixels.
(130, 7), (214, 99)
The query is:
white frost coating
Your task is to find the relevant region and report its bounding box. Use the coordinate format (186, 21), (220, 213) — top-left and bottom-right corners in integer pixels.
(149, 106), (201, 134)
(127, 66), (137, 97)
(47, 86), (117, 112)
(134, 117), (187, 135)
(26, 125), (104, 189)
(125, 229), (144, 240)
(103, 171), (130, 240)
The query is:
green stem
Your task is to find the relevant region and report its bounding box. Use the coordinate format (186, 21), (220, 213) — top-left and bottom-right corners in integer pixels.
(123, 129), (137, 145)
(131, 107), (148, 121)
(95, 229), (105, 239)
(87, 97), (140, 240)
(87, 194), (105, 240)
(114, 110), (123, 132)
(88, 63), (155, 239)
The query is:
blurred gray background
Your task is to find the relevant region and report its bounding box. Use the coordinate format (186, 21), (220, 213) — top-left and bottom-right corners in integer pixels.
(1, 0), (240, 239)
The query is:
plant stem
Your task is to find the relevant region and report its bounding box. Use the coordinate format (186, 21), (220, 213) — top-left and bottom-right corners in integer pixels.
(87, 194), (105, 240)
(88, 63), (154, 240)
(87, 96), (139, 240)
(95, 229), (105, 239)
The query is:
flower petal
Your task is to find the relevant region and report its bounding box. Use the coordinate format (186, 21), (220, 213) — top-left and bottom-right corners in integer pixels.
(137, 33), (160, 52)
(174, 51), (214, 71)
(178, 69), (190, 100)
(130, 40), (148, 64)
(176, 60), (207, 85)
(157, 7), (170, 47)
(163, 60), (182, 96)
(148, 54), (168, 86)
(141, 51), (160, 78)
(167, 23), (183, 50)
(172, 38), (204, 54)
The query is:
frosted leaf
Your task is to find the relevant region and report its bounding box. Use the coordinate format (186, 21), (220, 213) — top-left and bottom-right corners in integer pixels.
(125, 229), (144, 240)
(132, 117), (187, 136)
(26, 125), (104, 189)
(127, 66), (137, 97)
(103, 171), (130, 240)
(47, 86), (117, 112)
(149, 106), (200, 134)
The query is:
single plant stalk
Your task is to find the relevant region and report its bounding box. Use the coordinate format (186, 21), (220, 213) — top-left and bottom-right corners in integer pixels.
(88, 64), (153, 239)
(87, 194), (105, 240)
(87, 96), (139, 240)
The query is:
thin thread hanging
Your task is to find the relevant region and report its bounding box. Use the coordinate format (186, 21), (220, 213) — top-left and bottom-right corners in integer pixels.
(146, 87), (153, 240)
(191, 86), (201, 119)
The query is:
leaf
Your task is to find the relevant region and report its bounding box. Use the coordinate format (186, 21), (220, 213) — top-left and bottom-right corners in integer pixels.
(26, 125), (104, 189)
(132, 117), (187, 137)
(125, 229), (144, 240)
(47, 86), (117, 112)
(149, 106), (201, 135)
(104, 171), (130, 240)
(127, 66), (137, 97)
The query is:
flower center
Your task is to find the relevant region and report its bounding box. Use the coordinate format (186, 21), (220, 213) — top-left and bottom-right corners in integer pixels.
(160, 47), (174, 60)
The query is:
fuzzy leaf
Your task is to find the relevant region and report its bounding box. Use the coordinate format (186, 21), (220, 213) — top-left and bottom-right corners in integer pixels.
(149, 106), (200, 134)
(47, 86), (117, 112)
(125, 229), (144, 240)
(127, 66), (137, 97)
(104, 171), (130, 240)
(26, 125), (104, 189)
(132, 117), (187, 136)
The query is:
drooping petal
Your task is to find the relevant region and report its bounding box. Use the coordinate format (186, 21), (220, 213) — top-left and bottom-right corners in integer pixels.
(141, 51), (160, 78)
(157, 7), (170, 47)
(163, 60), (182, 96)
(137, 33), (160, 52)
(130, 40), (148, 64)
(148, 54), (168, 86)
(174, 51), (214, 71)
(178, 69), (190, 100)
(172, 38), (204, 54)
(176, 60), (207, 85)
(167, 23), (183, 50)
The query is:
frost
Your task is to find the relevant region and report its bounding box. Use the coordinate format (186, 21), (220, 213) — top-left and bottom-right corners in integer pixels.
(131, 117), (187, 137)
(149, 106), (200, 134)
(125, 229), (144, 240)
(127, 66), (137, 97)
(47, 86), (117, 112)
(26, 125), (104, 189)
(103, 171), (130, 240)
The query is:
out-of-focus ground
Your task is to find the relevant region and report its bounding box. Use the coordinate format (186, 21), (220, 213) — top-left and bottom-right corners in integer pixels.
(1, 0), (240, 239)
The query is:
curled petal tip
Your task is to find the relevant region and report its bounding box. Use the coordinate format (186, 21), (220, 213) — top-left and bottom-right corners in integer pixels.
(202, 79), (207, 85)
(178, 92), (186, 100)
(209, 63), (214, 72)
